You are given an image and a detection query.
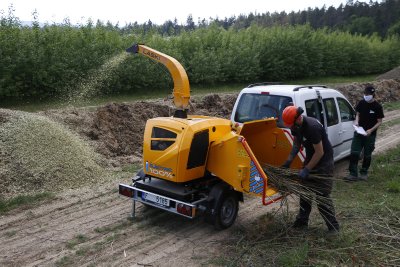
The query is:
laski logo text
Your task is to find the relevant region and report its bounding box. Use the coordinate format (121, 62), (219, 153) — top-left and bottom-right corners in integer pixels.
(146, 162), (173, 179)
(143, 49), (161, 61)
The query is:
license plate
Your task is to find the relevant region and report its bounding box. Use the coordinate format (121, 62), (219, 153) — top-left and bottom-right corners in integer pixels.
(142, 192), (170, 207)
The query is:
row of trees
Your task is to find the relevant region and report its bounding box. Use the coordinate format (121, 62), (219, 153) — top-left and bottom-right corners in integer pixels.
(226, 0), (400, 38)
(119, 0), (400, 38)
(0, 13), (124, 98)
(0, 10), (400, 100)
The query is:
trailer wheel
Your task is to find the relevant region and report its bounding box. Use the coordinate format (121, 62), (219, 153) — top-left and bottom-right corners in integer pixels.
(214, 190), (239, 230)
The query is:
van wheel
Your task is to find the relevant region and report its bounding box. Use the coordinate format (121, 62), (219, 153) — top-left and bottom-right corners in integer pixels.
(214, 190), (239, 230)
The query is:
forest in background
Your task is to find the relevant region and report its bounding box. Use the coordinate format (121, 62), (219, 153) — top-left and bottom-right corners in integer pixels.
(120, 0), (400, 38)
(0, 0), (400, 100)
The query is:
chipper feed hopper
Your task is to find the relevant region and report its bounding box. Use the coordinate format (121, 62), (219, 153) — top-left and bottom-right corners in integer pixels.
(119, 44), (302, 229)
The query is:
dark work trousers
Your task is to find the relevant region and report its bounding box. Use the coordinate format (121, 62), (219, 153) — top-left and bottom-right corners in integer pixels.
(296, 171), (340, 231)
(348, 131), (377, 177)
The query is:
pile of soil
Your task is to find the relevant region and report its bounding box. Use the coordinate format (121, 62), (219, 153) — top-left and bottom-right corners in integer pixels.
(191, 93), (238, 117)
(80, 81), (399, 165)
(89, 101), (172, 164)
(43, 95), (238, 166)
(37, 81), (400, 167)
(376, 66), (400, 80)
(335, 79), (400, 106)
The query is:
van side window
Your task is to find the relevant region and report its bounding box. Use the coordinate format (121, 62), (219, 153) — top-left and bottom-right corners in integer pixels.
(234, 93), (292, 125)
(337, 97), (355, 122)
(305, 99), (325, 125)
(323, 98), (339, 126)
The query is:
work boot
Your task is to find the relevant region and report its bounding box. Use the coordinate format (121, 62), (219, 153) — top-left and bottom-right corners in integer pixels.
(325, 223), (340, 237)
(359, 174), (368, 181)
(344, 174), (358, 182)
(292, 219), (308, 229)
(326, 228), (340, 237)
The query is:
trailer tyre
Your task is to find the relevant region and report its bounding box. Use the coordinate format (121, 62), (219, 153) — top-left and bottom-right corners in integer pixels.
(214, 190), (239, 230)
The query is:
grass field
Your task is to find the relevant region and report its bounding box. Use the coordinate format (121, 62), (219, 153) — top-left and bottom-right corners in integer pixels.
(383, 101), (400, 111)
(209, 146), (400, 266)
(0, 75), (377, 112)
(0, 192), (56, 215)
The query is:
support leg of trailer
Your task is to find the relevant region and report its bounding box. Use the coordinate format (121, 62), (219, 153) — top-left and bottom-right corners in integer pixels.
(131, 199), (136, 218)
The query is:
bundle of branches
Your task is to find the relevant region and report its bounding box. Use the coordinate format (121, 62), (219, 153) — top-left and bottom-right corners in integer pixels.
(261, 163), (334, 203)
(261, 164), (341, 230)
(367, 207), (400, 264)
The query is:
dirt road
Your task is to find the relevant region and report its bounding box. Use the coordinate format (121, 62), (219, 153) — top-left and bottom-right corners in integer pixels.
(0, 110), (399, 267)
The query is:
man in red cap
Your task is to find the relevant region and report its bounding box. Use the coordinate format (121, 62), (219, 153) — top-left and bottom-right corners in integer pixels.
(282, 105), (339, 233)
(345, 85), (384, 181)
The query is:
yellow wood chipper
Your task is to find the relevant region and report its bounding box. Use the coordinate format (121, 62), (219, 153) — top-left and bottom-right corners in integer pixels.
(119, 44), (302, 229)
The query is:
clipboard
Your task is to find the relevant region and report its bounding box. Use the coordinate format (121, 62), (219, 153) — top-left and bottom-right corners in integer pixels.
(353, 125), (367, 136)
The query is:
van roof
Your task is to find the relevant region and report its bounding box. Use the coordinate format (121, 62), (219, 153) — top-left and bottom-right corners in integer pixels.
(241, 84), (334, 95)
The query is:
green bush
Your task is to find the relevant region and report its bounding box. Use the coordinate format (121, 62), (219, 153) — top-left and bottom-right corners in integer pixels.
(1, 10), (400, 101)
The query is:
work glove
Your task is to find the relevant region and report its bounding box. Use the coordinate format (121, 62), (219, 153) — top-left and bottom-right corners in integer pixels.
(298, 167), (310, 180)
(281, 160), (292, 169)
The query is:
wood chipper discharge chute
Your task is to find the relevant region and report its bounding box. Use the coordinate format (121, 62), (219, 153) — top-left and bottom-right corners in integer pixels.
(119, 43), (303, 229)
(126, 44), (190, 114)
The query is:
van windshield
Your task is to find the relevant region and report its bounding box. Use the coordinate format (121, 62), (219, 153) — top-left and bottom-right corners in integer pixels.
(234, 93), (293, 126)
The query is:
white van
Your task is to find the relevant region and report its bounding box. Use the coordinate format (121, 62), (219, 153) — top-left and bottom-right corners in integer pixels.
(231, 84), (356, 162)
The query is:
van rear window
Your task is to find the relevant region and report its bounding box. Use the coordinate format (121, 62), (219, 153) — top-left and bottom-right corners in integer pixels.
(234, 93), (292, 126)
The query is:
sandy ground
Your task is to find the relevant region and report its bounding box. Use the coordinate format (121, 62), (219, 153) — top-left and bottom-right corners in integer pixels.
(0, 109), (399, 267)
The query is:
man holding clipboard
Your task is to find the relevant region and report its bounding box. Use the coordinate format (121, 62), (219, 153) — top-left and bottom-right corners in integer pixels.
(345, 85), (384, 181)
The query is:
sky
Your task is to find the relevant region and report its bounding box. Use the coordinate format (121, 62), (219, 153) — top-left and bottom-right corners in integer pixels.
(0, 0), (373, 26)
